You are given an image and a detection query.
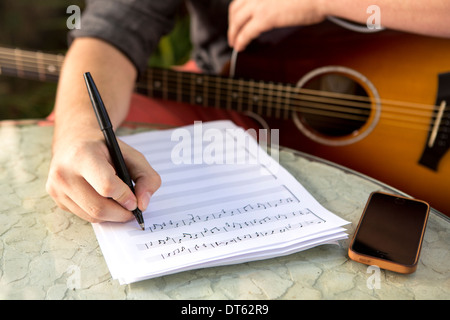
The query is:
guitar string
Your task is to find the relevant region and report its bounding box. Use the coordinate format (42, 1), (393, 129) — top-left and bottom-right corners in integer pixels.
(0, 59), (439, 133)
(0, 51), (439, 116)
(0, 53), (447, 132)
(144, 68), (438, 112)
(131, 69), (447, 134)
(0, 48), (65, 70)
(0, 55), (441, 128)
(141, 70), (436, 115)
(134, 81), (432, 126)
(138, 71), (441, 130)
(133, 84), (435, 132)
(0, 49), (438, 112)
(0, 57), (437, 128)
(0, 48), (439, 109)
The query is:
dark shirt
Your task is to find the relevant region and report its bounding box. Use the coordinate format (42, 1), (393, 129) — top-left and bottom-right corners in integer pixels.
(70, 0), (232, 75)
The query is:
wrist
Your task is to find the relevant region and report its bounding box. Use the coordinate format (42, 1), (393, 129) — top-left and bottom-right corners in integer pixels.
(52, 118), (104, 153)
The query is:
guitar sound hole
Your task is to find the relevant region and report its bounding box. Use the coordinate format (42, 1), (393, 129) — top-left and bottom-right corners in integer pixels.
(300, 74), (371, 137)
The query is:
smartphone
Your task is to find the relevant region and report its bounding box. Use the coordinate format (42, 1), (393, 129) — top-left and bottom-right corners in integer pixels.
(348, 191), (430, 274)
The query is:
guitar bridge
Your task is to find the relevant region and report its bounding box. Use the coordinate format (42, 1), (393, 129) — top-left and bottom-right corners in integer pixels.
(419, 73), (450, 171)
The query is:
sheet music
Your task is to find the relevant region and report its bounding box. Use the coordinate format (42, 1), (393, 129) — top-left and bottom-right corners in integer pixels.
(92, 121), (349, 284)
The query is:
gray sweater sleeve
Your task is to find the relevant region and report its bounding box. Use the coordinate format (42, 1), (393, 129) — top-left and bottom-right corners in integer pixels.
(69, 0), (183, 75)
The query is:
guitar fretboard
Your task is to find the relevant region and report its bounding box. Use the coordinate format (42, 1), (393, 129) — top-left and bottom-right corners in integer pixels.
(140, 67), (296, 120)
(0, 46), (372, 123)
(0, 47), (63, 82)
(0, 47), (299, 120)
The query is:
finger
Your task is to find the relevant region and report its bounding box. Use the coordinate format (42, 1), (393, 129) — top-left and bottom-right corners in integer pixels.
(49, 161), (135, 222)
(78, 151), (138, 211)
(54, 193), (103, 223)
(233, 18), (266, 52)
(134, 170), (161, 212)
(68, 175), (135, 222)
(47, 174), (126, 223)
(228, 1), (254, 48)
(229, 0), (246, 13)
(121, 142), (161, 211)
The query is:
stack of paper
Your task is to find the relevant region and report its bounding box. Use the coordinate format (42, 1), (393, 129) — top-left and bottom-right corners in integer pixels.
(92, 121), (349, 284)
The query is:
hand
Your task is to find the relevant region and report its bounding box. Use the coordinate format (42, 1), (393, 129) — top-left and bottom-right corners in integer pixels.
(46, 130), (161, 223)
(228, 0), (326, 51)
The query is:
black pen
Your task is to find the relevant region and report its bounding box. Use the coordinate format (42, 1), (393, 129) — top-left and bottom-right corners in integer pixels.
(83, 72), (145, 230)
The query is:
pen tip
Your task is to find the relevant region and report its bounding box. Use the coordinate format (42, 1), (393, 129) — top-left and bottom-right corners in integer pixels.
(140, 223), (145, 231)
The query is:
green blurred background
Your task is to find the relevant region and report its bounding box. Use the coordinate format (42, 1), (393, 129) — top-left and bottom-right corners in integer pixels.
(0, 0), (191, 120)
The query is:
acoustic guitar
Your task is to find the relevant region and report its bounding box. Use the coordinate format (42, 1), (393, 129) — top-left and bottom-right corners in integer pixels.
(1, 21), (449, 216)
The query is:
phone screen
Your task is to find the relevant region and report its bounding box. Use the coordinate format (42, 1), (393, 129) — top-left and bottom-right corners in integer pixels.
(351, 192), (429, 266)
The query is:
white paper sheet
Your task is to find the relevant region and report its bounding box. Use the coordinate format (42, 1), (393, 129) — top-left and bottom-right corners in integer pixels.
(92, 121), (349, 284)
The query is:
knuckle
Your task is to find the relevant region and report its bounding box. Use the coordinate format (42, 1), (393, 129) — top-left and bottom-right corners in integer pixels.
(135, 150), (147, 162)
(83, 215), (102, 224)
(143, 171), (162, 194)
(46, 168), (66, 197)
(96, 177), (119, 198)
(86, 204), (106, 220)
(45, 177), (55, 195)
(47, 166), (65, 184)
(153, 173), (162, 190)
(64, 143), (85, 162)
(97, 184), (113, 198)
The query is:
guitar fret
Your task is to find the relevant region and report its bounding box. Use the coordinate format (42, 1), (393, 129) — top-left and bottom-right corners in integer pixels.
(202, 75), (208, 107)
(188, 74), (201, 106)
(175, 71), (183, 101)
(52, 54), (64, 80)
(215, 76), (221, 109)
(247, 79), (255, 114)
(14, 49), (25, 78)
(147, 70), (153, 97)
(195, 75), (204, 105)
(275, 83), (283, 119)
(36, 51), (46, 81)
(237, 79), (243, 112)
(257, 80), (264, 116)
(283, 85), (292, 120)
(176, 71), (182, 103)
(226, 78), (233, 110)
(184, 72), (191, 103)
(190, 73), (195, 105)
(162, 69), (168, 101)
(266, 82), (274, 118)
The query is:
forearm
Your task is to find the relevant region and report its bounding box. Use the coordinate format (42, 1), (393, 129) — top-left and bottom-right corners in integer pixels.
(321, 0), (450, 37)
(47, 37), (160, 224)
(52, 37), (137, 151)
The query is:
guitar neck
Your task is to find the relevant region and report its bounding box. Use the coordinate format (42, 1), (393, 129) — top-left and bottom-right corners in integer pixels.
(140, 67), (295, 120)
(0, 47), (63, 82)
(0, 46), (297, 120)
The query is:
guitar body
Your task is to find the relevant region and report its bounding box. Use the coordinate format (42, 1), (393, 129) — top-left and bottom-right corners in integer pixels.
(233, 22), (450, 216)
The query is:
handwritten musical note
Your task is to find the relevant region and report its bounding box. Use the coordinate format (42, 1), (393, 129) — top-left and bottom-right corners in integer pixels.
(136, 208), (326, 257)
(156, 220), (315, 260)
(128, 197), (297, 237)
